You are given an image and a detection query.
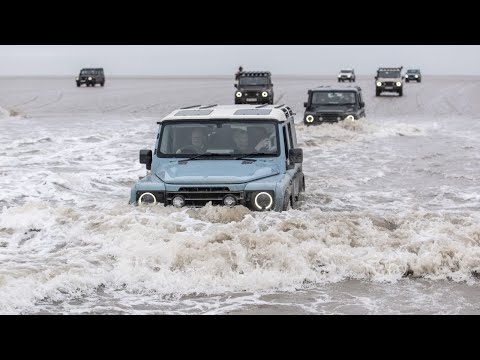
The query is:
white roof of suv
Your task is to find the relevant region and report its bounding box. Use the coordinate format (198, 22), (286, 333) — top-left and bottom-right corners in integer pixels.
(158, 105), (295, 123)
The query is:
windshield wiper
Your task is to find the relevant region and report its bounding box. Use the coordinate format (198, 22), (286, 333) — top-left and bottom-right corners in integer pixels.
(178, 153), (222, 163)
(234, 152), (271, 161)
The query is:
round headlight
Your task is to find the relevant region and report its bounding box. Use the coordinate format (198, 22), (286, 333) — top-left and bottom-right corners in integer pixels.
(338, 75), (341, 77)
(254, 192), (273, 210)
(235, 91), (242, 98)
(405, 75), (409, 77)
(172, 195), (185, 208)
(261, 91), (268, 98)
(415, 75), (418, 78)
(223, 195), (237, 207)
(347, 74), (351, 77)
(138, 192), (156, 206)
(88, 77), (92, 81)
(305, 115), (314, 123)
(75, 77), (79, 81)
(396, 82), (402, 86)
(376, 81), (382, 87)
(345, 115), (355, 121)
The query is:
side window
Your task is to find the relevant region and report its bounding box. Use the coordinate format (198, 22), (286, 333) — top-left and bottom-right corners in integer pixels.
(282, 125), (291, 166)
(287, 121), (295, 148)
(358, 92), (363, 106)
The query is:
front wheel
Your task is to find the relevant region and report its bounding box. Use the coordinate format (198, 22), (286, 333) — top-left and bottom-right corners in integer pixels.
(282, 191), (292, 211)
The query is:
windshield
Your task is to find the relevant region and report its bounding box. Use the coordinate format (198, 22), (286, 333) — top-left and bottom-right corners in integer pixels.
(407, 70), (419, 73)
(311, 91), (356, 105)
(378, 70), (401, 78)
(158, 120), (279, 157)
(80, 69), (100, 75)
(238, 77), (269, 86)
(340, 70), (352, 73)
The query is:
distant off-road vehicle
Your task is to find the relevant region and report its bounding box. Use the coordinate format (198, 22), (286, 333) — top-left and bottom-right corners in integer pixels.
(338, 68), (356, 82)
(303, 85), (366, 125)
(375, 67), (403, 96)
(405, 69), (422, 82)
(76, 68), (105, 87)
(234, 71), (274, 105)
(131, 104), (305, 211)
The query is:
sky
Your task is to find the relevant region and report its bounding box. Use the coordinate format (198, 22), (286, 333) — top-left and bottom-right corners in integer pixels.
(0, 45), (479, 76)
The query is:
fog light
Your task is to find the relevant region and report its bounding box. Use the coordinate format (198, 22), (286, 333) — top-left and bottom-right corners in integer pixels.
(254, 192), (273, 210)
(235, 91), (242, 98)
(223, 195), (237, 207)
(305, 115), (314, 123)
(172, 195), (185, 208)
(138, 192), (156, 205)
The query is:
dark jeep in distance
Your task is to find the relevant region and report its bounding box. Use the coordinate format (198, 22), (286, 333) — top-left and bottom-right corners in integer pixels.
(375, 67), (403, 96)
(405, 69), (422, 82)
(338, 68), (356, 82)
(235, 71), (274, 104)
(76, 68), (105, 87)
(303, 85), (366, 125)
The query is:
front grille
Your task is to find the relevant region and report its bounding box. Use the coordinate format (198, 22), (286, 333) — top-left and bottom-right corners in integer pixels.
(245, 91), (260, 97)
(382, 81), (395, 86)
(318, 114), (343, 122)
(167, 187), (244, 207)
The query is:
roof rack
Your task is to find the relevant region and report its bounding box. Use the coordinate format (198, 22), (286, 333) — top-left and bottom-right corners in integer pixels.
(180, 104), (201, 109)
(377, 67), (403, 71)
(240, 71), (272, 77)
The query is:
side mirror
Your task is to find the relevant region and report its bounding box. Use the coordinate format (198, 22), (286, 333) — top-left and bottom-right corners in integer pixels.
(289, 148), (303, 164)
(140, 149), (152, 170)
(303, 102), (308, 108)
(374, 76), (378, 80)
(359, 101), (365, 108)
(234, 84), (237, 88)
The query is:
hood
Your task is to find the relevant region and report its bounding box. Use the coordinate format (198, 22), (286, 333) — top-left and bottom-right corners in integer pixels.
(309, 105), (355, 113)
(238, 86), (270, 92)
(156, 159), (280, 184)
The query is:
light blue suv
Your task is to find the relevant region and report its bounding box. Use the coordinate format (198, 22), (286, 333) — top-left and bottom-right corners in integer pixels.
(130, 105), (305, 211)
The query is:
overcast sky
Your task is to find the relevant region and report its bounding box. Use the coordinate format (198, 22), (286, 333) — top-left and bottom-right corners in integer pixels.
(0, 45), (479, 76)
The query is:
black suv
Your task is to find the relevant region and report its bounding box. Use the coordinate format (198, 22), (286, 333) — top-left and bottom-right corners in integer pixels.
(375, 67), (403, 96)
(338, 68), (356, 82)
(303, 85), (366, 125)
(76, 68), (105, 87)
(405, 69), (421, 82)
(234, 71), (274, 104)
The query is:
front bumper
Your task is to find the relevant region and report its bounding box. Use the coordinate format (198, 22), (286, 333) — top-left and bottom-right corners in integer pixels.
(133, 187), (278, 211)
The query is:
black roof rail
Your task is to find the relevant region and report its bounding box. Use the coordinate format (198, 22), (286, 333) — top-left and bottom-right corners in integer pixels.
(241, 71), (272, 77)
(180, 104), (202, 109)
(275, 104), (285, 108)
(200, 104), (217, 109)
(256, 104), (269, 108)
